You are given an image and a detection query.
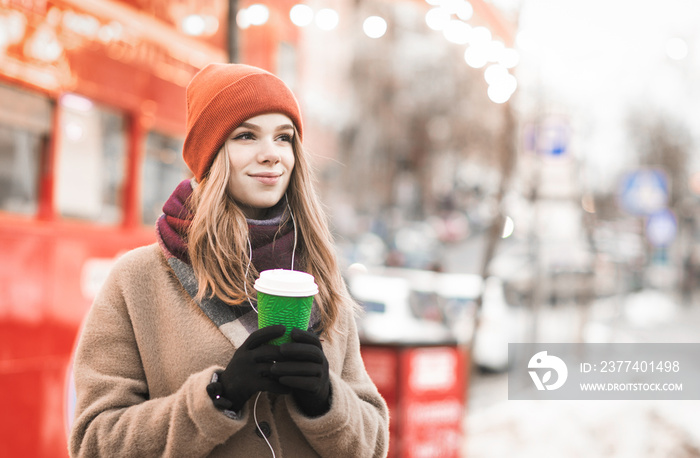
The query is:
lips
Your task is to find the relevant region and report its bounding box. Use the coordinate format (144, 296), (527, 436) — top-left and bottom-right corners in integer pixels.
(250, 172), (282, 185)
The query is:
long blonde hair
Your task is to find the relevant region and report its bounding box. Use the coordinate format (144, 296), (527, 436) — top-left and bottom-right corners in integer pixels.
(187, 130), (353, 337)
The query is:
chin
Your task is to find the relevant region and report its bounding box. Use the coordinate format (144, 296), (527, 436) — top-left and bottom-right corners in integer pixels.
(255, 195), (285, 209)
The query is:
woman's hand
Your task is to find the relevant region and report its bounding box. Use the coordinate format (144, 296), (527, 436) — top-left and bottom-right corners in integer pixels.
(272, 328), (331, 417)
(209, 325), (291, 412)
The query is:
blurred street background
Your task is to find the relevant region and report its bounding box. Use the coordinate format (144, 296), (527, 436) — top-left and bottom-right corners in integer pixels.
(2, 0), (700, 457)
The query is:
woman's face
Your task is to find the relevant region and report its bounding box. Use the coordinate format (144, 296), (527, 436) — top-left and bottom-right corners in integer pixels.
(224, 113), (295, 219)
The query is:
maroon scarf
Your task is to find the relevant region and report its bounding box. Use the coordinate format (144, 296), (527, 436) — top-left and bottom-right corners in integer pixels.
(156, 179), (299, 272)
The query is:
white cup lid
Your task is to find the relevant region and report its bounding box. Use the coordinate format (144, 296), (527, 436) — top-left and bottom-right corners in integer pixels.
(254, 269), (319, 297)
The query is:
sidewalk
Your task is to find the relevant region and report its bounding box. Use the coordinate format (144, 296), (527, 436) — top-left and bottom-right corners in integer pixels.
(462, 290), (700, 458)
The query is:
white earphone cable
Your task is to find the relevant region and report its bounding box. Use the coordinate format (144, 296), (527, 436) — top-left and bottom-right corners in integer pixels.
(243, 237), (257, 314)
(254, 392), (275, 458)
(243, 196), (298, 458)
(243, 244), (274, 457)
(286, 193), (297, 271)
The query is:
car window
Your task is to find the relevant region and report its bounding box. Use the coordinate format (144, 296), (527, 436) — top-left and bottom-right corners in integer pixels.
(359, 300), (386, 313)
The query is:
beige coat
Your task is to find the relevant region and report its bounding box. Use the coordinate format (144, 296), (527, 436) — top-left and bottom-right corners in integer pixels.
(69, 244), (389, 457)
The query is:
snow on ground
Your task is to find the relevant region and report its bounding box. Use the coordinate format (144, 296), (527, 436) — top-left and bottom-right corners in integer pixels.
(462, 290), (700, 457)
(465, 397), (700, 458)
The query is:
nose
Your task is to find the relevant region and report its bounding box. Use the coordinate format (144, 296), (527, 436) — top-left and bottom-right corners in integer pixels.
(257, 138), (281, 164)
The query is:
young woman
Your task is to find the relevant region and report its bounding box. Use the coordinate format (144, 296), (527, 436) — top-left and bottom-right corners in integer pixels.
(69, 63), (389, 457)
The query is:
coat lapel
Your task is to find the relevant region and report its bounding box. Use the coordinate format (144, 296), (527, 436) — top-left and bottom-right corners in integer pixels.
(168, 257), (258, 348)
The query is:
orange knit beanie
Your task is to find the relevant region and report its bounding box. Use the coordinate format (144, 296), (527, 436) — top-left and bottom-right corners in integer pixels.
(183, 63), (303, 181)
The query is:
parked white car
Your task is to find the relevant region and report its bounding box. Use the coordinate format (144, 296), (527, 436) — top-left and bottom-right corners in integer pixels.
(347, 266), (525, 371)
(347, 272), (454, 344)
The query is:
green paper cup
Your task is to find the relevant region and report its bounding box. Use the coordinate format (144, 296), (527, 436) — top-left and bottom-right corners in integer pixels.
(255, 269), (318, 345)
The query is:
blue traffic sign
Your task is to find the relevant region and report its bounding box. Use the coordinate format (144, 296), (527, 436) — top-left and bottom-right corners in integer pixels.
(524, 118), (570, 157)
(646, 209), (677, 247)
(619, 168), (669, 216)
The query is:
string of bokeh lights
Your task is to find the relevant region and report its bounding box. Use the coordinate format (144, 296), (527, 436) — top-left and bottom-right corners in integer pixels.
(231, 1), (520, 104)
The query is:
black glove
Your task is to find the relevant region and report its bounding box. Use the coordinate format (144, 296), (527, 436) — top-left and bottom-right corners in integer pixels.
(271, 328), (331, 417)
(208, 325), (291, 412)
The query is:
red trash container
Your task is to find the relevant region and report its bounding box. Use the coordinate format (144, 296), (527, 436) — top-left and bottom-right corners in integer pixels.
(361, 343), (469, 458)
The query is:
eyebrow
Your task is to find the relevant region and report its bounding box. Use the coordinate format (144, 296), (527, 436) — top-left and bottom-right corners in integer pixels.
(237, 122), (295, 132)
